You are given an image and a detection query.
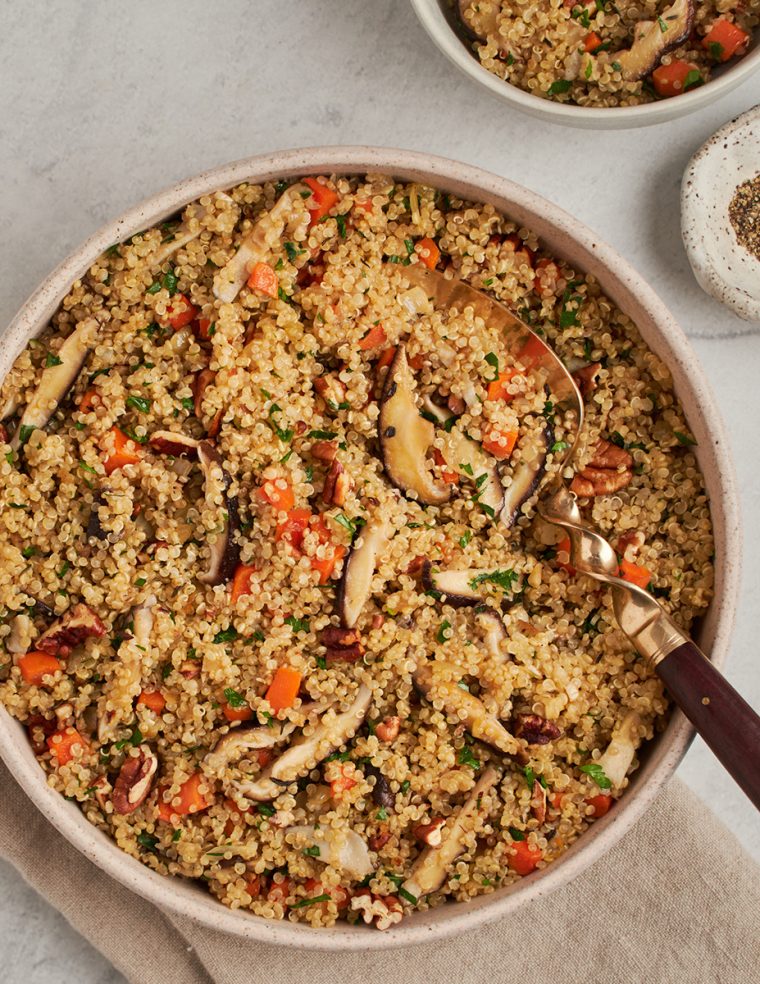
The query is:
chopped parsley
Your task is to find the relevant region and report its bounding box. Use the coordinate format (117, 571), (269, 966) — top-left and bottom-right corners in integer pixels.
(114, 724), (143, 751)
(223, 687), (246, 709)
(457, 745), (480, 770)
(125, 394), (151, 413)
(291, 893), (331, 909)
(136, 833), (159, 852)
(45, 352), (63, 368)
(674, 430), (697, 447)
(302, 845), (321, 857)
(285, 615), (310, 634)
(284, 241), (305, 262)
(508, 826), (525, 841)
(579, 763), (612, 790)
(333, 513), (363, 537)
(468, 569), (517, 593)
(437, 619), (451, 644)
(213, 627), (239, 644)
(256, 803), (276, 817)
(459, 530), (472, 549)
(336, 214), (348, 238)
(547, 79), (572, 95)
(559, 285), (584, 328)
(307, 429), (337, 440)
(268, 404), (293, 444)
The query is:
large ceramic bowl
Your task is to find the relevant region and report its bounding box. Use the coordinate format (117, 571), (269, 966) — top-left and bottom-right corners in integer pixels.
(0, 147), (740, 949)
(411, 0), (760, 129)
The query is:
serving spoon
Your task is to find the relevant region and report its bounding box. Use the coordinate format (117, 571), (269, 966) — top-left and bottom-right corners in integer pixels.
(406, 263), (760, 809)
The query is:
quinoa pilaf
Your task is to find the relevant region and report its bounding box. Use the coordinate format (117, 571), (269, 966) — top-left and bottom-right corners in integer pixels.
(0, 175), (714, 929)
(457, 0), (758, 107)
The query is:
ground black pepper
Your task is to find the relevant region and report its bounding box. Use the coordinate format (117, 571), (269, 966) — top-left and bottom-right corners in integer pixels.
(728, 173), (760, 260)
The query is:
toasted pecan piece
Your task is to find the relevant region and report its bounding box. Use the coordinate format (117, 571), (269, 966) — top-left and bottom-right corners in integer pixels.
(570, 438), (633, 498)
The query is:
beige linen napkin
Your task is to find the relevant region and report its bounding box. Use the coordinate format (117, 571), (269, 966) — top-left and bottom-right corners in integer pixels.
(1, 761), (758, 984)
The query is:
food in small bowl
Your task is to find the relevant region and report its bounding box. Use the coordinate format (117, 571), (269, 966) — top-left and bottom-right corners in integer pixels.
(0, 171), (716, 931)
(411, 0), (760, 126)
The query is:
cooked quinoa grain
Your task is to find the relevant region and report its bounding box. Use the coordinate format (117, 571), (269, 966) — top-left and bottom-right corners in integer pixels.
(0, 175), (714, 929)
(458, 0), (758, 107)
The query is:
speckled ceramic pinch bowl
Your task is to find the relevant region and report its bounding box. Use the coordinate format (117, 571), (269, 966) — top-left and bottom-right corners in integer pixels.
(0, 148), (741, 949)
(682, 104), (760, 322)
(411, 0), (760, 129)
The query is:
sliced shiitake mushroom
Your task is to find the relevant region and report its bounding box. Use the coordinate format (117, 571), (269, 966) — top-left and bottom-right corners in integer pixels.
(11, 319), (96, 451)
(596, 710), (642, 787)
(401, 766), (498, 900)
(149, 430), (200, 457)
(422, 563), (518, 607)
(337, 514), (393, 629)
(286, 824), (373, 879)
(197, 440), (241, 586)
(499, 421), (552, 529)
(231, 685), (372, 802)
(413, 661), (519, 756)
(213, 183), (308, 303)
(204, 719), (299, 774)
(378, 346), (451, 506)
(607, 0), (694, 80)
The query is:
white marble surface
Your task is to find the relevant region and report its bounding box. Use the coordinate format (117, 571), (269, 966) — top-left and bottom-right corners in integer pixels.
(0, 0), (758, 980)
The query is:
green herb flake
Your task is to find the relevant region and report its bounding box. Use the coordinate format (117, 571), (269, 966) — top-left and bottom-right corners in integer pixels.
(302, 845), (321, 857)
(307, 429), (337, 440)
(458, 745), (480, 770)
(256, 803), (276, 817)
(468, 569), (517, 593)
(674, 430), (697, 447)
(459, 530), (472, 549)
(291, 893), (331, 909)
(547, 79), (572, 95)
(580, 762), (612, 789)
(213, 627), (239, 644)
(284, 241), (305, 262)
(508, 826), (525, 841)
(285, 615), (310, 634)
(137, 833), (159, 852)
(45, 352), (63, 368)
(126, 395), (151, 414)
(658, 15), (668, 31)
(223, 687), (246, 709)
(550, 440), (569, 454)
(437, 619), (451, 644)
(400, 779), (411, 793)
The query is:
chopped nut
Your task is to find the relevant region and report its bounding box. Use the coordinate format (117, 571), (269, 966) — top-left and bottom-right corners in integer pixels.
(447, 393), (465, 415)
(314, 374), (347, 410)
(350, 889), (403, 931)
(112, 745), (158, 815)
(375, 715), (400, 742)
(192, 368), (216, 419)
(413, 816), (446, 846)
(322, 458), (351, 506)
(37, 603), (106, 657)
(311, 440), (338, 462)
(319, 625), (365, 664)
(514, 713), (562, 745)
(572, 362), (602, 399)
(616, 530), (645, 562)
(570, 438), (633, 498)
(369, 826), (391, 851)
(371, 613), (385, 631)
(530, 779), (547, 824)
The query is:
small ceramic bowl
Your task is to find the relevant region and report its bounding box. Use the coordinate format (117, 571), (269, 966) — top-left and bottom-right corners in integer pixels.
(411, 0), (760, 129)
(0, 148), (741, 949)
(682, 104), (760, 322)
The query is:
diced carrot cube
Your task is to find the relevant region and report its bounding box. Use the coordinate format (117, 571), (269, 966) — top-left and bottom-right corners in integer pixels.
(702, 18), (750, 61)
(47, 727), (89, 766)
(222, 701), (254, 723)
(433, 448), (460, 484)
(619, 559), (651, 589)
(137, 689), (166, 714)
(230, 564), (258, 604)
(18, 651), (63, 685)
(258, 479), (295, 512)
(376, 346), (397, 370)
(265, 666), (302, 712)
(164, 293), (198, 331)
(310, 543), (346, 584)
(414, 237), (440, 270)
(103, 427), (141, 475)
(507, 839), (542, 875)
(486, 370), (519, 402)
(652, 60), (703, 98)
(304, 177), (339, 227)
(584, 31), (603, 52)
(158, 772), (211, 821)
(482, 429), (518, 461)
(247, 262), (279, 298)
(358, 324), (387, 350)
(586, 793), (613, 818)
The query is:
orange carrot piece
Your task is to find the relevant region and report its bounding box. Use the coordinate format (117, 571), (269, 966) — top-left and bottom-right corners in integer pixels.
(482, 428), (518, 461)
(247, 261), (279, 298)
(158, 772), (210, 822)
(230, 564), (258, 604)
(137, 689), (166, 714)
(328, 763), (357, 798)
(516, 334), (548, 369)
(702, 18), (750, 61)
(311, 544), (346, 584)
(258, 479), (295, 512)
(486, 370), (519, 402)
(507, 839), (542, 875)
(652, 60), (703, 97)
(103, 427), (141, 475)
(433, 449), (460, 485)
(164, 293), (199, 331)
(376, 346), (397, 371)
(353, 198), (374, 214)
(265, 666), (302, 712)
(584, 31), (603, 52)
(78, 388), (102, 413)
(18, 651), (62, 685)
(619, 559), (651, 589)
(47, 727), (88, 766)
(358, 324), (387, 350)
(276, 507), (312, 549)
(304, 177), (339, 227)
(415, 237), (440, 270)
(222, 701), (254, 723)
(555, 534), (575, 574)
(586, 793), (613, 818)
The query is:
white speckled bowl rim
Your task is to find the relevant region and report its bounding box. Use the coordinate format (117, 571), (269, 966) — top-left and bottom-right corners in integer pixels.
(411, 0), (760, 130)
(681, 104), (760, 322)
(0, 147), (741, 950)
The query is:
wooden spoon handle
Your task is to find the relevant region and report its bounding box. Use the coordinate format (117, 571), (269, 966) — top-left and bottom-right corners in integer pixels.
(656, 642), (760, 810)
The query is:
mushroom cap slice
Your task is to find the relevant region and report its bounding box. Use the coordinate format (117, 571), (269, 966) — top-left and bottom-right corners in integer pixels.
(213, 183), (308, 303)
(610, 0), (694, 81)
(286, 825), (373, 879)
(337, 514), (393, 629)
(402, 767), (498, 900)
(499, 421), (552, 529)
(11, 319), (95, 450)
(378, 346), (451, 506)
(204, 720), (298, 774)
(197, 440), (241, 586)
(413, 661), (519, 756)
(597, 710), (642, 787)
(149, 430), (200, 457)
(232, 685), (372, 802)
(422, 563), (518, 607)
